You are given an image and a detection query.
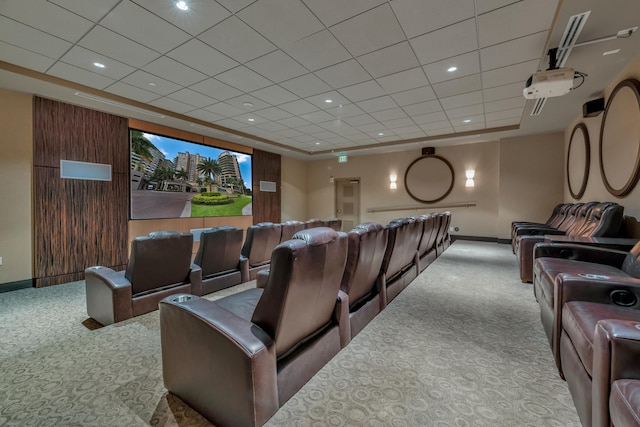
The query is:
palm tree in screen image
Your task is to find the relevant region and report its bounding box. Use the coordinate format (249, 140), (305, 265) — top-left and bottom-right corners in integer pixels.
(175, 168), (189, 182)
(130, 130), (155, 163)
(197, 157), (221, 191)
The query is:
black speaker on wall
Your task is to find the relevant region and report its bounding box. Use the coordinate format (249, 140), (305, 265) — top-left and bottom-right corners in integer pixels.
(583, 97), (605, 118)
(422, 147), (435, 156)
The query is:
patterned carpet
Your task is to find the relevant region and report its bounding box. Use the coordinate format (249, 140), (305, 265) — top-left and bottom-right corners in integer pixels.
(0, 241), (580, 426)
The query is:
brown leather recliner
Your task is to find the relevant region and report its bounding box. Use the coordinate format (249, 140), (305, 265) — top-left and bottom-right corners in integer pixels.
(517, 202), (624, 283)
(511, 203), (571, 246)
(191, 226), (249, 296)
(279, 220), (306, 243)
(305, 218), (323, 229)
(324, 217), (342, 231)
(159, 227), (348, 427)
(380, 218), (420, 304)
(241, 222), (282, 280)
(85, 231), (196, 326)
(338, 222), (389, 346)
(416, 213), (438, 272)
(532, 240), (640, 377)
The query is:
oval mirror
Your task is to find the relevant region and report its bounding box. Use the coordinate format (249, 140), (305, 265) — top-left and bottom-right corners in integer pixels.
(567, 122), (590, 199)
(404, 155), (454, 203)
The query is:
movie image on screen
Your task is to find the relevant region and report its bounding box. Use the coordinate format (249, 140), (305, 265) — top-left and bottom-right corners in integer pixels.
(130, 129), (252, 220)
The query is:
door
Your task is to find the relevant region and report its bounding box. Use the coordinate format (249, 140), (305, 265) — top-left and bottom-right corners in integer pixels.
(335, 178), (360, 231)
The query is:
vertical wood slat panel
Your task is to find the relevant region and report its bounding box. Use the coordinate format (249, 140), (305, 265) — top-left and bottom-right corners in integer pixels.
(33, 97), (129, 287)
(252, 149), (281, 224)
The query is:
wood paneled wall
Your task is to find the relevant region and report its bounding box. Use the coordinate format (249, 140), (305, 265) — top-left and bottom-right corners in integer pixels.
(252, 149), (281, 224)
(33, 97), (129, 287)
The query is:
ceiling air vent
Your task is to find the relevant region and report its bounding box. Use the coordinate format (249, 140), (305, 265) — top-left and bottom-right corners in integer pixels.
(556, 11), (591, 67)
(530, 98), (547, 116)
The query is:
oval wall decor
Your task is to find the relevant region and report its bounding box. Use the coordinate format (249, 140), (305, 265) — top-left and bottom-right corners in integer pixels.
(599, 78), (640, 197)
(404, 154), (455, 203)
(566, 122), (590, 199)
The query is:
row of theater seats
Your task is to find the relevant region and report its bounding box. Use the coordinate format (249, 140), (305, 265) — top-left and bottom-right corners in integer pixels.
(531, 241), (640, 427)
(158, 212), (452, 427)
(84, 218), (341, 326)
(511, 202), (625, 282)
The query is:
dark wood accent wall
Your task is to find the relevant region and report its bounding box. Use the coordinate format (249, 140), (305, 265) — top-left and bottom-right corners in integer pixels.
(252, 149), (281, 224)
(33, 97), (129, 287)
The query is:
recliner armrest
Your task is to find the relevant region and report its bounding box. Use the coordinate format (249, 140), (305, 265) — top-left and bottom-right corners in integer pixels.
(159, 294), (279, 427)
(336, 290), (350, 348)
(534, 243), (628, 267)
(85, 266), (133, 325)
(188, 263), (203, 295)
(239, 255), (249, 283)
(256, 269), (269, 289)
(593, 319), (640, 427)
(515, 227), (563, 236)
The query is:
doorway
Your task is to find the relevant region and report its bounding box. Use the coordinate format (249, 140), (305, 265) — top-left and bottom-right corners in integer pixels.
(335, 178), (361, 231)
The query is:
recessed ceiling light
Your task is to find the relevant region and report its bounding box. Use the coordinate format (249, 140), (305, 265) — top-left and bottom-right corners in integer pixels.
(243, 102), (253, 108)
(603, 49), (621, 56)
(447, 66), (458, 72)
(93, 62), (105, 68)
(463, 119), (471, 123)
(247, 118), (255, 122)
(148, 82), (156, 86)
(315, 142), (321, 145)
(378, 132), (384, 136)
(175, 1), (189, 11)
(324, 99), (333, 103)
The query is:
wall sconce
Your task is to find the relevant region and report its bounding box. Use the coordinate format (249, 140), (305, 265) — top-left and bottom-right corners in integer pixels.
(390, 174), (397, 190)
(465, 170), (475, 187)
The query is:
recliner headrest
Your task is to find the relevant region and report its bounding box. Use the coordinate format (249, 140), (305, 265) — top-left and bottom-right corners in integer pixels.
(355, 222), (384, 233)
(146, 230), (187, 239)
(293, 227), (338, 246)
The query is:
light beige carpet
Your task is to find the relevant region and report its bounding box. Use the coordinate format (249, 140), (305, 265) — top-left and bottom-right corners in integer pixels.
(0, 241), (580, 426)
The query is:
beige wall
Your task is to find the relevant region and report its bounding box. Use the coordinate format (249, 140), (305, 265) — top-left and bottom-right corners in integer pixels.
(498, 133), (565, 239)
(281, 156), (308, 221)
(565, 55), (640, 224)
(0, 89), (33, 285)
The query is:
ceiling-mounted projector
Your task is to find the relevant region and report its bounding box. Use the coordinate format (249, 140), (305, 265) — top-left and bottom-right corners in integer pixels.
(523, 68), (575, 99)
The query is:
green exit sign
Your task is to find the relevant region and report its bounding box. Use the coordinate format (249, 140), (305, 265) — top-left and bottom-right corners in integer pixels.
(338, 155), (348, 163)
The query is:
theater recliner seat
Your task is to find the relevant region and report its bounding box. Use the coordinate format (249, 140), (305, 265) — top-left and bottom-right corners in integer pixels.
(381, 218), (420, 304)
(85, 231), (196, 326)
(159, 227), (348, 427)
(241, 222), (282, 280)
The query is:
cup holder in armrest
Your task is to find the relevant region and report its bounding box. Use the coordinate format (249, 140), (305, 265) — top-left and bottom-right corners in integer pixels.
(579, 273), (609, 280)
(172, 295), (192, 303)
(560, 249), (574, 259)
(610, 289), (637, 307)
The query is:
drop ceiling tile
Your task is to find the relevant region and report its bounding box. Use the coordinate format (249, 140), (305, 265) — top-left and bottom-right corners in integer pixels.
(47, 62), (115, 89)
(224, 94), (270, 111)
(215, 117), (250, 129)
(338, 80), (386, 103)
(278, 116), (311, 128)
(132, 0), (231, 36)
(282, 30), (352, 72)
(440, 91), (483, 109)
(101, 1), (191, 53)
(390, 86), (436, 106)
(376, 67), (429, 94)
(215, 66), (272, 92)
(412, 111), (447, 124)
(143, 56), (208, 86)
(481, 31), (548, 71)
(215, 0), (256, 13)
(190, 78), (243, 100)
(122, 70), (182, 95)
(342, 114), (378, 126)
(483, 82), (525, 101)
(427, 127), (455, 136)
(423, 51), (480, 84)
(1, 0), (93, 42)
(476, 0), (520, 15)
(204, 102), (247, 117)
(250, 85), (298, 105)
(331, 122), (361, 136)
(393, 125), (424, 135)
(150, 96), (195, 114)
(357, 42), (420, 78)
(184, 109), (225, 123)
(410, 19), (478, 65)
(432, 74), (482, 98)
(300, 110), (336, 123)
(296, 124), (327, 134)
(0, 16), (71, 59)
(453, 123), (486, 132)
(293, 134), (317, 143)
(420, 120), (452, 131)
(330, 4), (405, 57)
(254, 106), (294, 121)
(330, 103), (365, 118)
(279, 99), (319, 115)
(369, 108), (407, 121)
(312, 131), (339, 139)
(280, 73), (332, 97)
(79, 26), (160, 69)
(60, 46), (135, 80)
(315, 60), (371, 89)
(235, 113), (267, 125)
(245, 50), (307, 83)
(167, 39), (238, 77)
(306, 92), (351, 110)
(198, 16), (276, 63)
(402, 99), (442, 115)
(238, 0), (324, 47)
(484, 96), (526, 113)
(357, 122), (387, 132)
(302, 0), (387, 27)
(448, 111), (484, 123)
(391, 0), (475, 38)
(169, 88), (219, 108)
(485, 108), (523, 121)
(0, 41), (56, 72)
(381, 117), (415, 129)
(481, 59), (539, 88)
(50, 0), (120, 21)
(257, 122), (289, 132)
(357, 96), (398, 113)
(277, 128), (304, 137)
(486, 117), (520, 127)
(478, 0), (557, 48)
